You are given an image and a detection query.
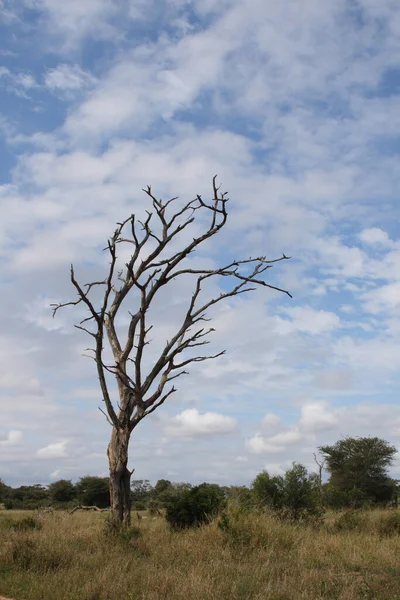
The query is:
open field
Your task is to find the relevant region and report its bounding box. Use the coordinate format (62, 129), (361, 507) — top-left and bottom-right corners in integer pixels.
(1, 508), (400, 600)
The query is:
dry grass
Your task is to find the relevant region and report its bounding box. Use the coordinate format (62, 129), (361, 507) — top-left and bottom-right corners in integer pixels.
(0, 508), (400, 600)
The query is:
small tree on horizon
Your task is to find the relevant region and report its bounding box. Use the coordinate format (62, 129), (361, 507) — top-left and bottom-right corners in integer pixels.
(319, 436), (398, 506)
(52, 177), (291, 528)
(48, 479), (76, 504)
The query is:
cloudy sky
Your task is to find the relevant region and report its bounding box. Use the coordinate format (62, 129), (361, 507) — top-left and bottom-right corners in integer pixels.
(1, 0), (400, 488)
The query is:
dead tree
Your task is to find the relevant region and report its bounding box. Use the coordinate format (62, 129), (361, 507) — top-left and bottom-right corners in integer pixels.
(313, 452), (326, 488)
(52, 177), (291, 529)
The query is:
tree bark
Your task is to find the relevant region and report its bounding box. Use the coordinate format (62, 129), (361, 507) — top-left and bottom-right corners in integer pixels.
(107, 427), (132, 528)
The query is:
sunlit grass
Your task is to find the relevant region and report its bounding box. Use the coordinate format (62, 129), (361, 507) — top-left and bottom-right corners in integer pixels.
(1, 507), (400, 600)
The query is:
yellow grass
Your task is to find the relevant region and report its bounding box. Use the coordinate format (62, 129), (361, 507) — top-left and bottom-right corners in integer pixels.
(0, 508), (400, 600)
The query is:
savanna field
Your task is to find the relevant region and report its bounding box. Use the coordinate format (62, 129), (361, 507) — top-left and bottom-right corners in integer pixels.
(1, 507), (400, 600)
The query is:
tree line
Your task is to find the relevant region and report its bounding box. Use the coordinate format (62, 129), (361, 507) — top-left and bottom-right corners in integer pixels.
(1, 437), (398, 516)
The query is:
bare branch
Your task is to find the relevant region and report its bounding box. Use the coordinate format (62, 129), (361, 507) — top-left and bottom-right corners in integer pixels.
(98, 406), (114, 426)
(52, 176), (291, 447)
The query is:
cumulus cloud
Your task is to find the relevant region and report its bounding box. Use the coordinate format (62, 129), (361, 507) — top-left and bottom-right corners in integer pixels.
(246, 434), (284, 455)
(165, 409), (237, 438)
(37, 441), (68, 459)
(299, 401), (339, 433)
(359, 228), (392, 247)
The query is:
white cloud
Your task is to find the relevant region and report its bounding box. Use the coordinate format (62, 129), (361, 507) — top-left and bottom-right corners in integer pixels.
(261, 413), (281, 430)
(0, 431), (23, 446)
(0, 67), (36, 96)
(37, 441), (68, 459)
(267, 430), (305, 446)
(359, 228), (392, 247)
(246, 434), (284, 455)
(299, 401), (339, 433)
(362, 282), (400, 315)
(44, 64), (96, 96)
(26, 0), (119, 50)
(235, 455), (248, 462)
(276, 306), (341, 335)
(165, 409), (237, 438)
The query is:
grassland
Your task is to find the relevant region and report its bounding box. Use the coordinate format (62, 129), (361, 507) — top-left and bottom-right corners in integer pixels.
(1, 507), (400, 600)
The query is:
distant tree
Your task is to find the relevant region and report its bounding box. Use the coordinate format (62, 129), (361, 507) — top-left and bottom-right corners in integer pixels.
(52, 178), (291, 528)
(319, 436), (398, 505)
(253, 464), (322, 519)
(282, 463), (321, 519)
(154, 479), (172, 495)
(165, 483), (226, 529)
(75, 476), (110, 508)
(227, 485), (254, 509)
(252, 470), (285, 510)
(130, 480), (153, 510)
(153, 479), (174, 505)
(0, 479), (10, 502)
(172, 482), (192, 492)
(7, 484), (49, 509)
(48, 479), (76, 504)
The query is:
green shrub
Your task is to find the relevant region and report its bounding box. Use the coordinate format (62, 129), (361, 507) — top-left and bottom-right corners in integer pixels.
(378, 511), (400, 537)
(333, 510), (367, 532)
(166, 483), (226, 529)
(253, 463), (322, 521)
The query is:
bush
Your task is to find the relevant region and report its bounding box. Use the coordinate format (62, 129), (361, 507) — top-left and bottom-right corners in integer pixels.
(227, 486), (254, 510)
(252, 471), (284, 510)
(166, 483), (226, 529)
(333, 510), (367, 533)
(252, 463), (323, 521)
(378, 511), (400, 537)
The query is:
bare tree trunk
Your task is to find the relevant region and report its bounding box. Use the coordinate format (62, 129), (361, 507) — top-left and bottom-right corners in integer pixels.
(107, 427), (132, 528)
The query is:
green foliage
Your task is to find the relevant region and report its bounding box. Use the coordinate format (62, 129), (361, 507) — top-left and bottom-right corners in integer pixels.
(227, 486), (254, 510)
(252, 471), (284, 510)
(5, 484), (49, 509)
(166, 483), (226, 529)
(130, 479), (153, 510)
(48, 479), (76, 503)
(378, 511), (400, 537)
(153, 479), (174, 505)
(333, 510), (367, 533)
(282, 463), (322, 519)
(252, 463), (322, 520)
(320, 436), (397, 505)
(0, 478), (10, 502)
(75, 476), (110, 508)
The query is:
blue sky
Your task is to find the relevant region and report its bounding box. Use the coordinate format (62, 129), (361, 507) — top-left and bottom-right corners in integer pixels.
(1, 0), (400, 488)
